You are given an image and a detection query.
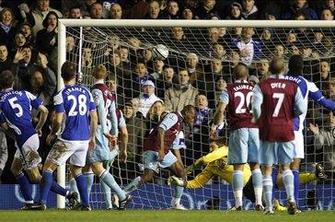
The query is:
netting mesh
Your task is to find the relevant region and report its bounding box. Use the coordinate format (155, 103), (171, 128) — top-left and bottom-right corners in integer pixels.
(64, 24), (335, 210)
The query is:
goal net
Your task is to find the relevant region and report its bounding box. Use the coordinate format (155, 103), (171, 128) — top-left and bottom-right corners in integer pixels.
(58, 20), (335, 210)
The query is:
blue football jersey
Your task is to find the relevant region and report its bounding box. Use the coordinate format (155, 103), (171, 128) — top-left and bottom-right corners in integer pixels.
(0, 89), (42, 147)
(54, 85), (96, 141)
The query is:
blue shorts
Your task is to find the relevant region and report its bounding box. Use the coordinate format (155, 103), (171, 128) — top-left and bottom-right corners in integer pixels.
(87, 127), (110, 164)
(259, 141), (295, 165)
(142, 150), (177, 173)
(228, 128), (260, 164)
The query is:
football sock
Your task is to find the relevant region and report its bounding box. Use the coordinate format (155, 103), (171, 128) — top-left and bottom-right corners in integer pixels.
(283, 169), (295, 203)
(173, 186), (184, 205)
(101, 178), (112, 209)
(252, 169), (263, 205)
(84, 172), (94, 201)
(50, 181), (68, 197)
(100, 170), (126, 201)
(16, 173), (33, 203)
(263, 175), (273, 211)
(232, 170), (244, 208)
(75, 174), (89, 207)
(69, 178), (80, 201)
(40, 171), (53, 204)
(292, 169), (299, 203)
(124, 176), (142, 194)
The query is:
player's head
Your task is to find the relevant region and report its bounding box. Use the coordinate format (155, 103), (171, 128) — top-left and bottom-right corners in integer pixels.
(0, 70), (15, 90)
(233, 62), (249, 80)
(92, 64), (107, 80)
(269, 56), (285, 75)
(181, 105), (196, 125)
(61, 61), (77, 82)
(288, 54), (304, 76)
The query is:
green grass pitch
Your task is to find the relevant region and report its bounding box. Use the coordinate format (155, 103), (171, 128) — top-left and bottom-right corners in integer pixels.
(0, 210), (333, 222)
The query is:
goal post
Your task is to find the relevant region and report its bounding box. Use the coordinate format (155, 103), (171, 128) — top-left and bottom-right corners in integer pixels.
(57, 19), (335, 209)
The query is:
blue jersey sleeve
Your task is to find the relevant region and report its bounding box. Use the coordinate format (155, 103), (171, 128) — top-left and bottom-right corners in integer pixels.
(308, 81), (335, 111)
(53, 91), (65, 113)
(25, 91), (42, 109)
(87, 90), (96, 111)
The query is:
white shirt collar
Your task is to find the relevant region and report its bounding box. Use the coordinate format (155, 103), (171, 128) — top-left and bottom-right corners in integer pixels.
(94, 79), (104, 85)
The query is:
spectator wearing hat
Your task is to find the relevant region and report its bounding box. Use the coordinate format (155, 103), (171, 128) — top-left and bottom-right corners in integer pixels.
(226, 2), (244, 20)
(137, 80), (163, 117)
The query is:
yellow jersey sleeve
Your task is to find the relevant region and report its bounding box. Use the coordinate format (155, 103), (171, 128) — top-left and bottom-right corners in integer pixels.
(201, 146), (228, 165)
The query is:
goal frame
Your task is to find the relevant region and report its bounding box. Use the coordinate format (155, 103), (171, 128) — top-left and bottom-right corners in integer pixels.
(57, 19), (335, 208)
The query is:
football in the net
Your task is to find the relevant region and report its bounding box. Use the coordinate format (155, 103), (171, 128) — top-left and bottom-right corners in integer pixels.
(152, 44), (169, 60)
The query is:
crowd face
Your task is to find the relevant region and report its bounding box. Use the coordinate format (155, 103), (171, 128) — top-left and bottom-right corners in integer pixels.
(184, 108), (196, 125)
(242, 27), (254, 42)
(123, 105), (134, 119)
(0, 45), (8, 62)
(110, 53), (121, 66)
(287, 33), (297, 44)
(90, 3), (103, 19)
(66, 36), (75, 52)
(82, 48), (92, 61)
(31, 70), (44, 90)
(111, 4), (122, 19)
(314, 32), (323, 43)
(261, 29), (271, 41)
(149, 1), (160, 19)
(163, 67), (174, 81)
(179, 70), (190, 85)
(213, 44), (226, 59)
(151, 101), (165, 116)
(257, 60), (269, 75)
(216, 78), (227, 91)
(211, 59), (222, 73)
(168, 1), (179, 16)
(208, 27), (220, 43)
(196, 95), (208, 110)
(171, 27), (184, 40)
(107, 79), (117, 92)
(274, 45), (285, 57)
(154, 60), (164, 72)
(182, 8), (193, 19)
(186, 54), (198, 68)
(20, 24), (32, 38)
(329, 112), (335, 127)
(143, 85), (154, 95)
(37, 0), (49, 12)
(22, 47), (32, 63)
(321, 9), (334, 20)
(119, 48), (129, 62)
(135, 63), (147, 77)
(295, 0), (307, 9)
(1, 9), (13, 26)
(242, 0), (255, 12)
(47, 14), (58, 29)
(70, 8), (81, 19)
(326, 0), (335, 9)
(320, 61), (330, 78)
(15, 33), (26, 47)
(204, 0), (216, 9)
(142, 49), (152, 62)
(231, 5), (241, 18)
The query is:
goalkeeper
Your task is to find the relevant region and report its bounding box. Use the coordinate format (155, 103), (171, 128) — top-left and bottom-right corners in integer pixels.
(170, 139), (327, 210)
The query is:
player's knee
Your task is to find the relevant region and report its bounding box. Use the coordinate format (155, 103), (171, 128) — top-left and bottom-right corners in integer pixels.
(10, 161), (22, 176)
(142, 171), (154, 183)
(69, 165), (82, 177)
(27, 170), (42, 183)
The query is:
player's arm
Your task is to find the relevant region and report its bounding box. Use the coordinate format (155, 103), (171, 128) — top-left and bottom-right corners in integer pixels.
(89, 110), (98, 149)
(251, 84), (263, 121)
(118, 111), (128, 163)
(157, 112), (179, 161)
(46, 92), (64, 145)
(308, 81), (335, 111)
(109, 100), (119, 138)
(213, 91), (228, 126)
(294, 87), (306, 117)
(35, 105), (49, 136)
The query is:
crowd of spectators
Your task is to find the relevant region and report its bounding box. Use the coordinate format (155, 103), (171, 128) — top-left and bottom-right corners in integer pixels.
(0, 0), (334, 187)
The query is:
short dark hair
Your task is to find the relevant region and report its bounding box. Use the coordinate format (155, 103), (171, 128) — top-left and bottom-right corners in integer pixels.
(0, 70), (15, 89)
(61, 61), (76, 81)
(233, 62), (249, 79)
(270, 56), (285, 74)
(42, 11), (59, 28)
(288, 54), (304, 76)
(181, 104), (195, 115)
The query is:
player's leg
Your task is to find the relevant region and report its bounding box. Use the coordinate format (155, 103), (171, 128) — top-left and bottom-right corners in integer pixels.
(290, 131), (304, 205)
(260, 141), (275, 214)
(228, 128), (247, 209)
(278, 141), (299, 215)
(248, 128), (263, 210)
(186, 167), (214, 188)
(10, 156), (34, 206)
(82, 165), (94, 202)
(69, 164), (90, 209)
(91, 161), (128, 205)
(169, 155), (186, 210)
